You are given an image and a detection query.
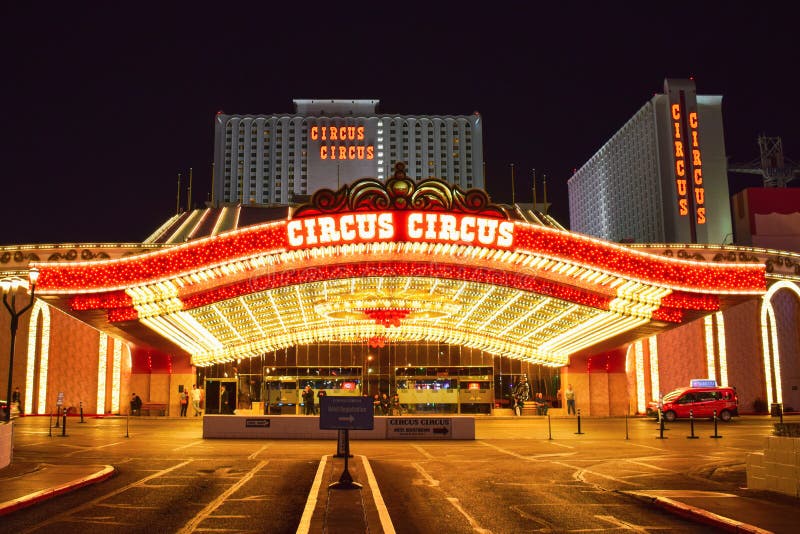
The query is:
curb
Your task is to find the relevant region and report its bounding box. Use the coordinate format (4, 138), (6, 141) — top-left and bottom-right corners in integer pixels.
(623, 491), (773, 534)
(0, 465), (115, 516)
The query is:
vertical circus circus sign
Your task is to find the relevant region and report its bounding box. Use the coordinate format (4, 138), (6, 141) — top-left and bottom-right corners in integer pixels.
(288, 163), (513, 249)
(666, 78), (706, 227)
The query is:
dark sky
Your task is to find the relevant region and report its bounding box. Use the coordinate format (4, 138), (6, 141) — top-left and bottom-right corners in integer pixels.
(2, 3), (798, 245)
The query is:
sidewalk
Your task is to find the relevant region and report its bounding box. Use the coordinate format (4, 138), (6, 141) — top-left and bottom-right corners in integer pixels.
(1, 458), (798, 532)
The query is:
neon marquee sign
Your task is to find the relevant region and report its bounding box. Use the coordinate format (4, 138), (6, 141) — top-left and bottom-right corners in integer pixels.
(286, 212), (514, 249)
(310, 124), (374, 161)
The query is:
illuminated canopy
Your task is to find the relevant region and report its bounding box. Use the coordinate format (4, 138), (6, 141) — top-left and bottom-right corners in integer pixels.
(32, 165), (766, 367)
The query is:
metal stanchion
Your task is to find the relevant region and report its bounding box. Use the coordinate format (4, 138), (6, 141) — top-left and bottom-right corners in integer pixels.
(575, 409), (584, 435)
(54, 407), (60, 428)
(48, 413), (52, 437)
(125, 413), (130, 438)
(329, 429), (361, 490)
(657, 408), (667, 439)
(334, 429), (353, 458)
(79, 401), (85, 423)
(625, 406), (629, 440)
(547, 413), (552, 440)
(710, 410), (722, 439)
(687, 409), (699, 439)
(59, 407), (68, 437)
(779, 404), (784, 424)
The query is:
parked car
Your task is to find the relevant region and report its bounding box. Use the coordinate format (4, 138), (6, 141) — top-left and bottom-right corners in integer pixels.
(647, 386), (738, 422)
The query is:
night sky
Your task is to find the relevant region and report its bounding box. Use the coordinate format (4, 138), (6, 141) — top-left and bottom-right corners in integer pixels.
(2, 3), (798, 245)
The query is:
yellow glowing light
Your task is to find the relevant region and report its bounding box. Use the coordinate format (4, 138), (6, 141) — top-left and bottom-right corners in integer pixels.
(715, 312), (728, 387)
(635, 341), (646, 414)
(648, 336), (659, 401)
(97, 332), (108, 415)
(111, 338), (122, 414)
(704, 315), (716, 382)
(25, 301), (50, 415)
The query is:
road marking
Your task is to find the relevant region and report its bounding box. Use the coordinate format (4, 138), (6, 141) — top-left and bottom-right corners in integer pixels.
(173, 440), (203, 451)
(360, 455), (397, 534)
(411, 443), (435, 459)
(296, 455), (328, 534)
(176, 459), (268, 534)
(594, 514), (667, 531)
(447, 497), (493, 533)
(247, 444), (269, 460)
(412, 462), (440, 486)
(21, 460), (192, 534)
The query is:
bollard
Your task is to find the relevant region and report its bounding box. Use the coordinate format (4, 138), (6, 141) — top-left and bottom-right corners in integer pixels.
(59, 407), (68, 437)
(710, 410), (722, 439)
(79, 401), (85, 423)
(687, 409), (699, 439)
(657, 409), (667, 439)
(575, 409), (584, 435)
(48, 413), (52, 437)
(625, 409), (629, 440)
(779, 403), (784, 424)
(54, 407), (60, 428)
(548, 413), (552, 440)
(125, 413), (130, 438)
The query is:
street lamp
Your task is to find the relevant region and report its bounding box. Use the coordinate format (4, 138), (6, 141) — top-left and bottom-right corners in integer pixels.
(2, 268), (39, 423)
(363, 354), (373, 396)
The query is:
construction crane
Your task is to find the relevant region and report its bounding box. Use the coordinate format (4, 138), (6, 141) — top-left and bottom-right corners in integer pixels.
(728, 135), (799, 187)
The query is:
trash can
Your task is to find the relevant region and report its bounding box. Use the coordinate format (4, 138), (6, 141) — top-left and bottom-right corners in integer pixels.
(770, 403), (783, 417)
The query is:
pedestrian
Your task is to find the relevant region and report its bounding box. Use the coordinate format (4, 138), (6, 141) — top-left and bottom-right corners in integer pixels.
(379, 392), (390, 415)
(534, 392), (548, 415)
(12, 386), (22, 415)
(316, 389), (327, 415)
(191, 384), (203, 416)
(220, 384), (231, 414)
(372, 393), (381, 414)
(130, 393), (142, 416)
(390, 392), (402, 415)
(511, 375), (530, 416)
(565, 383), (576, 415)
(179, 386), (189, 416)
(302, 385), (315, 415)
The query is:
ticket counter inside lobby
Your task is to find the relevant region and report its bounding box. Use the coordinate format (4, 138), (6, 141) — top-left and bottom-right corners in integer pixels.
(395, 366), (493, 415)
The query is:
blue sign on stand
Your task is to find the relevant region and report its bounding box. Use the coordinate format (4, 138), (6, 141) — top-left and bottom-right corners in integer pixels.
(319, 396), (374, 430)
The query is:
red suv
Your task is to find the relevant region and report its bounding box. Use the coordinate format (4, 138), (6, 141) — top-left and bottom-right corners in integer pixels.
(647, 386), (738, 422)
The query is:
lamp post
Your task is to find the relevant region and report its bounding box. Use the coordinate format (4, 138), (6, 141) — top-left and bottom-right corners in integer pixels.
(2, 268), (39, 423)
(363, 354), (373, 396)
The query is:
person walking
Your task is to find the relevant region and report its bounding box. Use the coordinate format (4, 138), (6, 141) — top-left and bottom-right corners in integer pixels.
(512, 376), (530, 416)
(316, 389), (327, 415)
(565, 384), (576, 415)
(302, 385), (315, 415)
(191, 384), (203, 416)
(179, 387), (189, 416)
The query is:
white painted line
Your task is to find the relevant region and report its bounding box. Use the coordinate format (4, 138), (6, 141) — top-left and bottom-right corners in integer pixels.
(177, 459), (268, 534)
(247, 444), (269, 460)
(173, 440), (204, 452)
(296, 455), (328, 534)
(411, 443), (435, 459)
(447, 497), (493, 534)
(360, 455), (396, 534)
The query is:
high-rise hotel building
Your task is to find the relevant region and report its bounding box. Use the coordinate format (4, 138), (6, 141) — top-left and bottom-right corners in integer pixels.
(568, 79), (732, 244)
(212, 99), (484, 206)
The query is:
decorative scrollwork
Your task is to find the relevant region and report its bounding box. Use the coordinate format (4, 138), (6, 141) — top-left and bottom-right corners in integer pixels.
(676, 249), (706, 261)
(1, 250), (41, 264)
(46, 249), (110, 262)
(293, 161), (506, 218)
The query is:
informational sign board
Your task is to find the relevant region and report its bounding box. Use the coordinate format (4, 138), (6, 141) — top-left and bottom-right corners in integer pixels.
(56, 392), (64, 406)
(386, 417), (453, 439)
(245, 419), (270, 428)
(319, 396), (374, 430)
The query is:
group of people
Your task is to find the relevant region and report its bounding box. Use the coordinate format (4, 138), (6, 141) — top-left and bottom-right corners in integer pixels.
(178, 384), (204, 416)
(511, 377), (577, 416)
(372, 392), (403, 415)
(129, 384), (204, 416)
(301, 385), (329, 415)
(299, 386), (405, 416)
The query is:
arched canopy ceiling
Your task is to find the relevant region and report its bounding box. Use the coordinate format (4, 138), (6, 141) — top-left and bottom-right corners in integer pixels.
(32, 169), (766, 367)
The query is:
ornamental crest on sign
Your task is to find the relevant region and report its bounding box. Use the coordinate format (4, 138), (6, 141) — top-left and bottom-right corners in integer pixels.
(292, 162), (506, 219)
